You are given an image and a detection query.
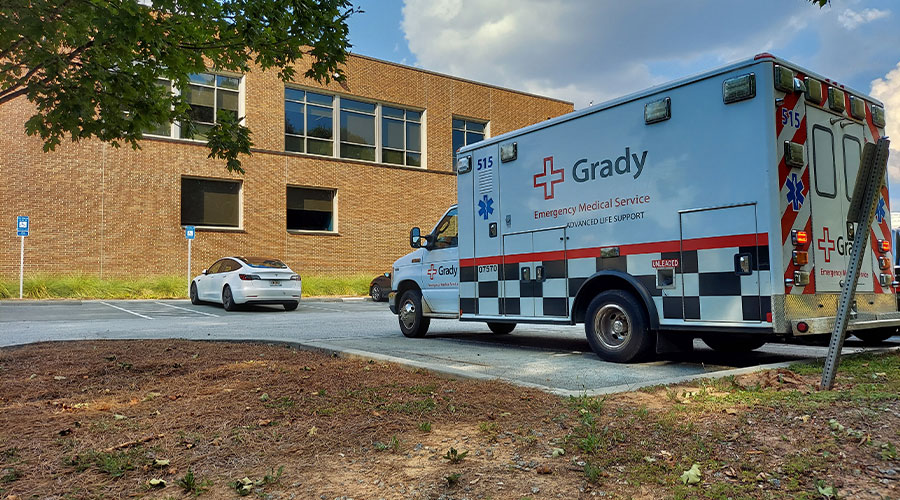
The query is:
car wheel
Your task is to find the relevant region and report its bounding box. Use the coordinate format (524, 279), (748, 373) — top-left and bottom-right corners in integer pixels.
(370, 284), (383, 302)
(189, 282), (200, 305)
(584, 290), (653, 363)
(398, 290), (430, 338)
(283, 301), (299, 311)
(222, 285), (238, 312)
(701, 334), (767, 352)
(854, 328), (896, 345)
(487, 322), (516, 334)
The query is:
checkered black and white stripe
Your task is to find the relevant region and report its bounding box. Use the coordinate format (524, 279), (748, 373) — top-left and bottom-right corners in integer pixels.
(461, 245), (772, 323)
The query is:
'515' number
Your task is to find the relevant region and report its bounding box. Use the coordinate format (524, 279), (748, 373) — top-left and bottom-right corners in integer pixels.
(781, 108), (801, 129)
(477, 157), (494, 170)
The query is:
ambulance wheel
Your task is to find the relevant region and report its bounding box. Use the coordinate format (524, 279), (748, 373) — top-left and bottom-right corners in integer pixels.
(584, 290), (653, 363)
(487, 322), (516, 334)
(189, 283), (200, 305)
(854, 328), (896, 345)
(398, 290), (430, 338)
(701, 334), (766, 352)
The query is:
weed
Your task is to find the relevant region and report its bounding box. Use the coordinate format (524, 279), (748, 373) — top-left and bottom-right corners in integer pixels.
(67, 448), (147, 477)
(445, 472), (461, 487)
(478, 421), (500, 439)
(177, 469), (211, 496)
(265, 396), (296, 410)
(374, 436), (400, 452)
(569, 394), (605, 414)
(583, 461), (603, 483)
(880, 442), (897, 460)
(418, 421), (432, 432)
(634, 406), (650, 419)
(262, 466), (284, 485)
(0, 468), (21, 484)
(578, 433), (601, 454)
(443, 447), (468, 464)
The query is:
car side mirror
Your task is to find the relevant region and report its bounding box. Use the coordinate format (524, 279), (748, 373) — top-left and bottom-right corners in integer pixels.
(384, 272), (390, 278)
(410, 227), (423, 248)
(202, 269), (208, 275)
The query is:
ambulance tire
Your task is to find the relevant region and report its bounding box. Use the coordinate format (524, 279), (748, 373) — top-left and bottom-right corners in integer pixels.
(487, 322), (516, 334)
(584, 290), (653, 363)
(398, 290), (430, 338)
(853, 328), (896, 345)
(701, 334), (766, 353)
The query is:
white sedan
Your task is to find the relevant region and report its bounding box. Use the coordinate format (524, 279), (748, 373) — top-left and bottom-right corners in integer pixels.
(190, 256), (301, 311)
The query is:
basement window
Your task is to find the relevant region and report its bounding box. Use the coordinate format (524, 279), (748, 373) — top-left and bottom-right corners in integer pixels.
(287, 186), (336, 233)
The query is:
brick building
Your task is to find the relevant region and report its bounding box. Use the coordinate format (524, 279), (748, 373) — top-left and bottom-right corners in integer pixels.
(0, 54), (572, 278)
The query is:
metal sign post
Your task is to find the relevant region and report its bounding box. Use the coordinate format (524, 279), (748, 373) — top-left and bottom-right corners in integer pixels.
(16, 216), (29, 299)
(820, 137), (891, 390)
(185, 226), (195, 294)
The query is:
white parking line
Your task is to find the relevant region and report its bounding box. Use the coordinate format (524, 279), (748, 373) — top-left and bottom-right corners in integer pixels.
(154, 301), (220, 318)
(299, 304), (345, 313)
(99, 302), (153, 320)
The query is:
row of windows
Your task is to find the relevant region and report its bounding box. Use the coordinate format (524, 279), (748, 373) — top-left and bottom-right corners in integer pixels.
(181, 177), (336, 233)
(149, 72), (488, 168)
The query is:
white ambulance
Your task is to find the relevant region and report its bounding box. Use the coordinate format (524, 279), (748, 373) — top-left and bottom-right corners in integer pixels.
(389, 54), (897, 362)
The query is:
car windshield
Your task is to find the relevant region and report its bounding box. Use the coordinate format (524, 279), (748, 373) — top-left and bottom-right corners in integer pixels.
(239, 257), (288, 269)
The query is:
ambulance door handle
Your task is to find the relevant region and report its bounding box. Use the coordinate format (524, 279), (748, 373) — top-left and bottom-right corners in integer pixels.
(536, 265), (545, 282)
(520, 267), (530, 281)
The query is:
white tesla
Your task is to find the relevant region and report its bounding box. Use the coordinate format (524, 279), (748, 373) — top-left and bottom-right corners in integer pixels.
(190, 256), (301, 311)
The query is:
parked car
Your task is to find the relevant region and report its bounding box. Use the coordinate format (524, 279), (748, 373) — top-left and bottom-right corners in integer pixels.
(369, 272), (391, 302)
(190, 256), (301, 311)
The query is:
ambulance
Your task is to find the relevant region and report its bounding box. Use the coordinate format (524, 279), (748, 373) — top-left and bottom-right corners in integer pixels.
(389, 54), (897, 362)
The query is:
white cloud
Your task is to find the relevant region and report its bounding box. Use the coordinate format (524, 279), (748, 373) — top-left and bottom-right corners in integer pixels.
(869, 61), (900, 209)
(838, 8), (890, 30)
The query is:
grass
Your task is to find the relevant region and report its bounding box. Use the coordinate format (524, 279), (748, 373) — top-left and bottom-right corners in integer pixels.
(0, 273), (373, 299)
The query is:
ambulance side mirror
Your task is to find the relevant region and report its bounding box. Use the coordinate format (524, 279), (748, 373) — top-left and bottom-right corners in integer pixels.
(409, 227), (423, 248)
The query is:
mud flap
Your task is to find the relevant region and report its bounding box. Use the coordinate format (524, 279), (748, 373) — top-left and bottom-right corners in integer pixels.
(655, 331), (693, 354)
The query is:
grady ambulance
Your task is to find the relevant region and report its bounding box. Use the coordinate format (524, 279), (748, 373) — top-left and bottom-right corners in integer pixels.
(389, 54), (897, 362)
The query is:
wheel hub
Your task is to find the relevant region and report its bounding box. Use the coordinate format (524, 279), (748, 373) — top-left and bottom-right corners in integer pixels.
(594, 304), (631, 350)
(400, 301), (416, 329)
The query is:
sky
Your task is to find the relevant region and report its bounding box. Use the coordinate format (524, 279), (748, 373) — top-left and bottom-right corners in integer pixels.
(347, 0), (900, 207)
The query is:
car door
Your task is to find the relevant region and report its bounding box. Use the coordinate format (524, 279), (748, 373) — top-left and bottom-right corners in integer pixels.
(196, 260), (219, 300)
(202, 260), (228, 301)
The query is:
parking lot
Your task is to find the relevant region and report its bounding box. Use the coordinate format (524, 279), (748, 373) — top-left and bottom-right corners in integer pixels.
(1, 299), (897, 395)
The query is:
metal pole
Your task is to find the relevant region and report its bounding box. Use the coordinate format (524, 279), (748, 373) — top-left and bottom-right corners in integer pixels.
(19, 235), (24, 299)
(820, 138), (890, 390)
(187, 238), (192, 295)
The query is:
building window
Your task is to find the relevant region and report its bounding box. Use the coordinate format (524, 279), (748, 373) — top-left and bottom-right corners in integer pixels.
(287, 186), (336, 232)
(145, 79), (173, 136)
(340, 98), (376, 161)
(452, 118), (486, 167)
(181, 177), (242, 228)
(180, 73), (241, 140)
(382, 106), (422, 167)
(285, 88), (334, 156)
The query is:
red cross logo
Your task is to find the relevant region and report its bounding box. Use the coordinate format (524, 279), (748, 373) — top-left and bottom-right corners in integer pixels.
(427, 264), (437, 280)
(818, 227), (836, 263)
(534, 156), (564, 200)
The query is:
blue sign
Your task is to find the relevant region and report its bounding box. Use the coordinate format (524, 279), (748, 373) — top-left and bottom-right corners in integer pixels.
(16, 216), (29, 237)
(185, 226), (195, 240)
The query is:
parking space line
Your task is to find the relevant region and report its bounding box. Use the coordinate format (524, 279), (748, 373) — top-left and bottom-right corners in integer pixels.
(99, 302), (153, 320)
(154, 301), (220, 318)
(299, 304), (345, 313)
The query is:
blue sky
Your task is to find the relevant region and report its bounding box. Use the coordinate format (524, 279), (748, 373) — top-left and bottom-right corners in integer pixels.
(348, 0), (900, 205)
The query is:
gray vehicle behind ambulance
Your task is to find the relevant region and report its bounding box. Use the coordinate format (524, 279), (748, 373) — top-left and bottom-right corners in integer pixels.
(390, 54), (897, 362)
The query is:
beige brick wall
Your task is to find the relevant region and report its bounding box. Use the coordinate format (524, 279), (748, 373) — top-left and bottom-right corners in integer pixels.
(0, 54), (572, 278)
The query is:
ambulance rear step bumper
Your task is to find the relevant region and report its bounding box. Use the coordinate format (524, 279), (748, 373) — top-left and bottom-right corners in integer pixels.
(791, 312), (900, 336)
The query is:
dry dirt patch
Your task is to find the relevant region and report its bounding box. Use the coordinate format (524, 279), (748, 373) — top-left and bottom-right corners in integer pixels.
(0, 340), (897, 499)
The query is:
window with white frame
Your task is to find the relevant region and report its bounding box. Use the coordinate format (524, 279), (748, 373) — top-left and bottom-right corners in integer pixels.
(284, 88), (334, 156)
(382, 106), (422, 167)
(452, 118), (486, 167)
(144, 72), (243, 140)
(181, 177), (242, 228)
(284, 89), (425, 167)
(287, 186), (336, 232)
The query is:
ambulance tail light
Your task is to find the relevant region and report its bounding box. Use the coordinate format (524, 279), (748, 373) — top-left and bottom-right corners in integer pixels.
(792, 251), (809, 266)
(871, 104), (886, 128)
(804, 77), (824, 104)
(774, 65), (795, 93)
(849, 96), (866, 120)
(785, 141), (805, 168)
(878, 239), (890, 253)
(828, 87), (846, 113)
(723, 73), (756, 104)
(792, 229), (809, 247)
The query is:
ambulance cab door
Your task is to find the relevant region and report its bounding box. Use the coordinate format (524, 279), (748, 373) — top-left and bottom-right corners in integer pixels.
(806, 106), (872, 292)
(420, 207), (459, 314)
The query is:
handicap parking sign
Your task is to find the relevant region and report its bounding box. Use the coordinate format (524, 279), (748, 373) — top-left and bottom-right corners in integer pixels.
(185, 226), (195, 240)
(16, 216), (29, 237)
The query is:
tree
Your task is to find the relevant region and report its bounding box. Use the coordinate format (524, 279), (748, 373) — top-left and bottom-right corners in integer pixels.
(0, 0), (357, 173)
(808, 0), (829, 7)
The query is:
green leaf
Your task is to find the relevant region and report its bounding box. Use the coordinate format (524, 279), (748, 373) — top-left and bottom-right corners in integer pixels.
(680, 463), (701, 485)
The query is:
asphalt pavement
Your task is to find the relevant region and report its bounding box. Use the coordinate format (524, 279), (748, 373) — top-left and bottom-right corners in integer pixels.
(0, 299), (896, 396)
